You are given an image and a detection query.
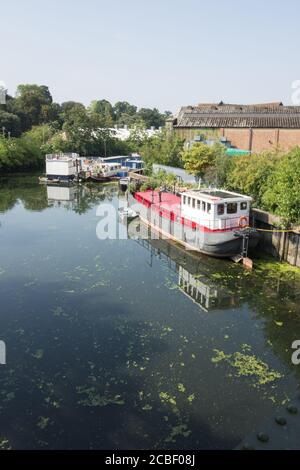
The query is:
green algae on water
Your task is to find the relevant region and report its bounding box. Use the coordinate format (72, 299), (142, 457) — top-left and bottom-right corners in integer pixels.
(0, 438), (11, 450)
(32, 349), (44, 360)
(164, 424), (191, 444)
(77, 386), (125, 407)
(37, 416), (50, 430)
(211, 347), (283, 387)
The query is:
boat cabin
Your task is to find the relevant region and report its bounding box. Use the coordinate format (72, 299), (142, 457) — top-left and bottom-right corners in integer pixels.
(180, 189), (252, 230)
(94, 162), (122, 177)
(46, 154), (80, 179)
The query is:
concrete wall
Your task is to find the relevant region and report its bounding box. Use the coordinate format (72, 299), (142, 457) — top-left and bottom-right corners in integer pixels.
(251, 208), (300, 267)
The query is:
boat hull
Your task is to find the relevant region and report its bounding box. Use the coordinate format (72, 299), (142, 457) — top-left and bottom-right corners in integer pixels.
(86, 175), (112, 183)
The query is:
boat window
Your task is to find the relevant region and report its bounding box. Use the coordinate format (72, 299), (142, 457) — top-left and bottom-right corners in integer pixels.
(192, 199), (195, 209)
(217, 204), (225, 215)
(202, 201), (206, 212)
(183, 196), (186, 205)
(227, 202), (238, 214)
(197, 200), (201, 210)
(188, 197), (191, 206)
(240, 202), (248, 211)
(207, 203), (212, 214)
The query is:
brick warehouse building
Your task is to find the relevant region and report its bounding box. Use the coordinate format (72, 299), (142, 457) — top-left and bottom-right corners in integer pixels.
(166, 102), (300, 153)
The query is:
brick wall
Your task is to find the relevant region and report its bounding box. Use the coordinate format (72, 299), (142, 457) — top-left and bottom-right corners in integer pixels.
(220, 128), (300, 152)
(220, 128), (251, 150)
(173, 127), (300, 152)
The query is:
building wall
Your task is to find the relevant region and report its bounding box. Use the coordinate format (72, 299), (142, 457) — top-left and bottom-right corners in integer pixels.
(220, 128), (300, 152)
(221, 128), (251, 150)
(173, 127), (219, 142)
(173, 127), (300, 153)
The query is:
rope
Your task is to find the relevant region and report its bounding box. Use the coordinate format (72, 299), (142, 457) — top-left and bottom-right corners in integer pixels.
(255, 228), (298, 234)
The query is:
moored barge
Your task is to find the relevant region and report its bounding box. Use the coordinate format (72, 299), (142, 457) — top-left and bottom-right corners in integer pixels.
(129, 188), (259, 258)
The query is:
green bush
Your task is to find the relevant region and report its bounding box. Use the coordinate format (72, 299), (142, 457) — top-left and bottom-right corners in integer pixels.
(262, 148), (300, 223)
(0, 135), (43, 172)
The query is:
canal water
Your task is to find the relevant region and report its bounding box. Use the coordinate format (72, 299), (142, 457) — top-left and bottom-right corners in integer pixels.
(0, 174), (300, 450)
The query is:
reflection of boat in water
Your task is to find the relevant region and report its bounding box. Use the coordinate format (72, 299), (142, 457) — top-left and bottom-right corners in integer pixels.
(47, 185), (78, 202)
(128, 219), (239, 312)
(118, 207), (138, 222)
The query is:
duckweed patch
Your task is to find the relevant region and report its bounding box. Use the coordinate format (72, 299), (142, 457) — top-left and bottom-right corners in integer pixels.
(164, 424), (191, 444)
(32, 349), (44, 360)
(77, 386), (125, 407)
(255, 256), (300, 281)
(0, 438), (11, 450)
(159, 392), (177, 407)
(37, 416), (50, 430)
(211, 346), (283, 387)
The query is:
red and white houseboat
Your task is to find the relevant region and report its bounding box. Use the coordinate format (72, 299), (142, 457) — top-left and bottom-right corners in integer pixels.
(129, 188), (259, 258)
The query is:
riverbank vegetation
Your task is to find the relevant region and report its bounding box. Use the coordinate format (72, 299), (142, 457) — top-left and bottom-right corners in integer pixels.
(180, 143), (300, 224)
(0, 83), (172, 172)
(1, 83), (300, 224)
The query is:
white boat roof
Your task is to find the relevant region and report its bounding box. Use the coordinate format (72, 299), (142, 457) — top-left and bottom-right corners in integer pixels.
(181, 189), (252, 203)
(46, 153), (79, 161)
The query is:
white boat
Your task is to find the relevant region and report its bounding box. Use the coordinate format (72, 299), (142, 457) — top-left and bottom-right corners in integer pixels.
(45, 153), (81, 181)
(129, 188), (259, 258)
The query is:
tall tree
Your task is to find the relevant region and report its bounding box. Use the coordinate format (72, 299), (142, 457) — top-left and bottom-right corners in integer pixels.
(0, 110), (21, 137)
(182, 143), (225, 179)
(113, 101), (137, 121)
(11, 84), (53, 131)
(89, 99), (115, 127)
(136, 107), (165, 128)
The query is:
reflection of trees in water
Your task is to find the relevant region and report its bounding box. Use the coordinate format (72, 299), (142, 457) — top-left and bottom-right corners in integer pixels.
(134, 230), (300, 387)
(0, 175), (118, 215)
(0, 175), (50, 213)
(206, 262), (300, 384)
(72, 184), (116, 214)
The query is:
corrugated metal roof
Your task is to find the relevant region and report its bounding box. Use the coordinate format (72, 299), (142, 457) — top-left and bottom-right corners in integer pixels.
(174, 103), (300, 129)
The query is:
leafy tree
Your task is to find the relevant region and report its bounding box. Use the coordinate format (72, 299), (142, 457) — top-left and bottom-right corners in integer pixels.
(89, 99), (115, 127)
(0, 110), (21, 137)
(181, 142), (225, 179)
(204, 153), (235, 187)
(61, 101), (85, 115)
(227, 150), (281, 205)
(0, 135), (42, 172)
(116, 112), (138, 127)
(24, 124), (55, 148)
(140, 129), (184, 172)
(113, 101), (137, 121)
(262, 148), (300, 223)
(136, 107), (165, 128)
(11, 84), (53, 131)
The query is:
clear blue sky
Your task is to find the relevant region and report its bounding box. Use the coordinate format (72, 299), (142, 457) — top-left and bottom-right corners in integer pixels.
(1, 0), (300, 112)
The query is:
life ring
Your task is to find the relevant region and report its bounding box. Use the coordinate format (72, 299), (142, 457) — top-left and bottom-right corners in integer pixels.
(239, 216), (249, 229)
